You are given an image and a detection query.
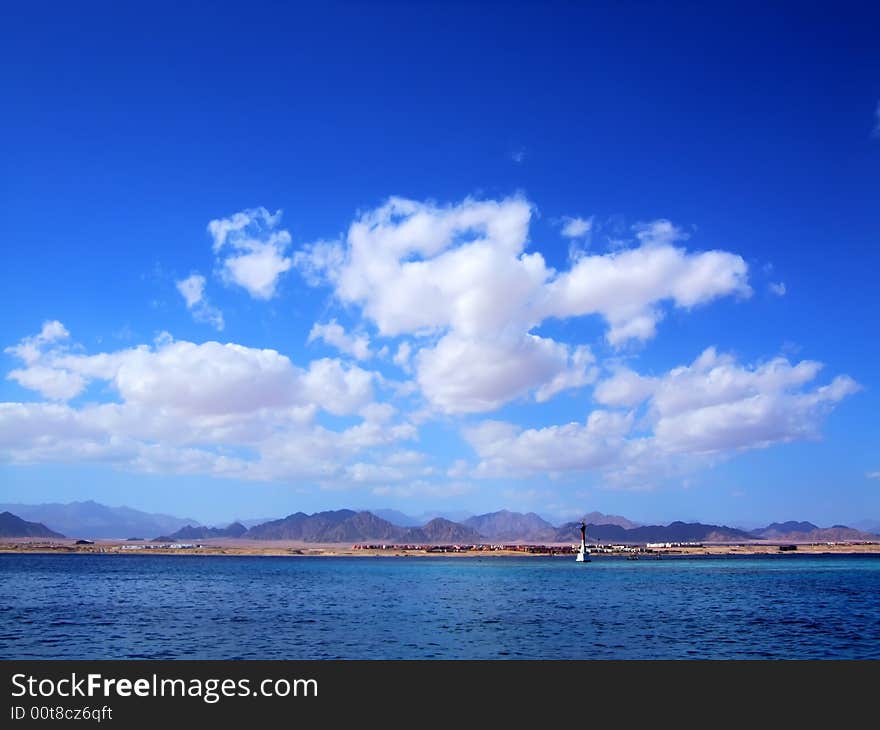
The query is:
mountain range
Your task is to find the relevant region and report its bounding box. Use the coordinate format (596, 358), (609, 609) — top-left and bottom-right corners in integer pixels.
(556, 521), (756, 543)
(749, 521), (875, 543)
(0, 501), (877, 544)
(243, 510), (482, 544)
(463, 510), (557, 542)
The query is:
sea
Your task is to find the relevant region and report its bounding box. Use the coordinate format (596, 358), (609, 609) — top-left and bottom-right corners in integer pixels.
(2, 553), (878, 659)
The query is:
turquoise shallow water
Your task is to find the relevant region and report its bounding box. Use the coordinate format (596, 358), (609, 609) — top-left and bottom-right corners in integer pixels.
(1, 553), (878, 659)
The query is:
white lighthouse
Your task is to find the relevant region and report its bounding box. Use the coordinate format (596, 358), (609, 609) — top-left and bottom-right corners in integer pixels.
(575, 521), (591, 563)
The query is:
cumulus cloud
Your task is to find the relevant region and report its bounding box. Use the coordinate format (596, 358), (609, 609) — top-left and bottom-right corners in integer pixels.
(5, 320), (69, 366)
(416, 333), (583, 414)
(542, 234), (751, 345)
(464, 410), (634, 477)
(640, 348), (859, 454)
(466, 347), (858, 478)
(175, 273), (224, 330)
(1, 323), (418, 482)
(208, 207), (292, 299)
(294, 195), (750, 412)
(307, 319), (371, 360)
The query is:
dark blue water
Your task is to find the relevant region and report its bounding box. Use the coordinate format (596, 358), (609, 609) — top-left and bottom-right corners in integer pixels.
(2, 553), (878, 659)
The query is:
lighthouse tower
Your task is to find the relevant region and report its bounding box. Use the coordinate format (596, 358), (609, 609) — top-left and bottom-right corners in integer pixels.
(575, 521), (591, 563)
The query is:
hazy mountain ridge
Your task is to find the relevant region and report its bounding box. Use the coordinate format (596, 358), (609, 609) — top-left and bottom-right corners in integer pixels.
(0, 501), (200, 539)
(403, 518), (483, 544)
(463, 510), (557, 542)
(0, 511), (65, 538)
(751, 521), (819, 537)
(2, 502), (876, 544)
(581, 511), (640, 529)
(155, 522), (248, 541)
(750, 524), (877, 542)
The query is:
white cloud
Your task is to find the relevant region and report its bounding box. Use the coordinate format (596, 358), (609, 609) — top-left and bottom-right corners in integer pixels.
(176, 273), (205, 308)
(633, 219), (687, 247)
(208, 207), (292, 299)
(867, 471), (880, 479)
(466, 347), (858, 478)
(560, 216), (593, 239)
(594, 368), (657, 408)
(300, 358), (375, 416)
(8, 365), (87, 401)
(175, 273), (224, 330)
(533, 345), (598, 402)
(635, 348), (860, 457)
(307, 319), (371, 360)
(464, 411), (634, 477)
(416, 333), (585, 414)
(1, 323), (414, 482)
(372, 480), (473, 498)
(294, 196), (751, 412)
(292, 240), (344, 287)
(543, 237), (751, 345)
(769, 281), (786, 296)
(4, 320), (69, 365)
(392, 342), (412, 371)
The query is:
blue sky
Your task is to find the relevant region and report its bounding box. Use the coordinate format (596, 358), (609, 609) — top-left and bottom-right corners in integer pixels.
(1, 2), (878, 527)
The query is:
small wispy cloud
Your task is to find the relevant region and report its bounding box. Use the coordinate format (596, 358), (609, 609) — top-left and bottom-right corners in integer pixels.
(176, 273), (224, 330)
(510, 147), (526, 164)
(867, 471), (880, 479)
(559, 216), (593, 239)
(208, 207), (292, 300)
(768, 281), (786, 296)
(307, 319), (371, 361)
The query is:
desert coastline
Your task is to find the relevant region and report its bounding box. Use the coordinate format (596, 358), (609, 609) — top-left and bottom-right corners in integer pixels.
(3, 536), (879, 558)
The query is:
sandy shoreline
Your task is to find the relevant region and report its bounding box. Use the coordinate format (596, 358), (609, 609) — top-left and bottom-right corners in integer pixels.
(1, 537), (879, 558)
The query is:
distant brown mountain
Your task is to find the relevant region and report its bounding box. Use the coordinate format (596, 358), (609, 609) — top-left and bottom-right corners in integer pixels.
(404, 518), (482, 544)
(751, 521), (818, 538)
(0, 511), (64, 538)
(155, 522), (248, 541)
(554, 521), (755, 544)
(581, 511), (639, 529)
(751, 522), (877, 543)
(463, 510), (556, 542)
(242, 511), (482, 544)
(245, 510), (405, 542)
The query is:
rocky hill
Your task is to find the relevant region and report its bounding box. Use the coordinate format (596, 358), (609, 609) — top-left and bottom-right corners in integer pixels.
(154, 522), (248, 541)
(404, 518), (482, 544)
(751, 522), (876, 543)
(0, 511), (65, 538)
(554, 520), (755, 544)
(463, 510), (556, 542)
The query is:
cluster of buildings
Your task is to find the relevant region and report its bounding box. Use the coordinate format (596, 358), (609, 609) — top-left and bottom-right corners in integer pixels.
(352, 543), (570, 553)
(119, 542), (204, 550)
(351, 543), (677, 554)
